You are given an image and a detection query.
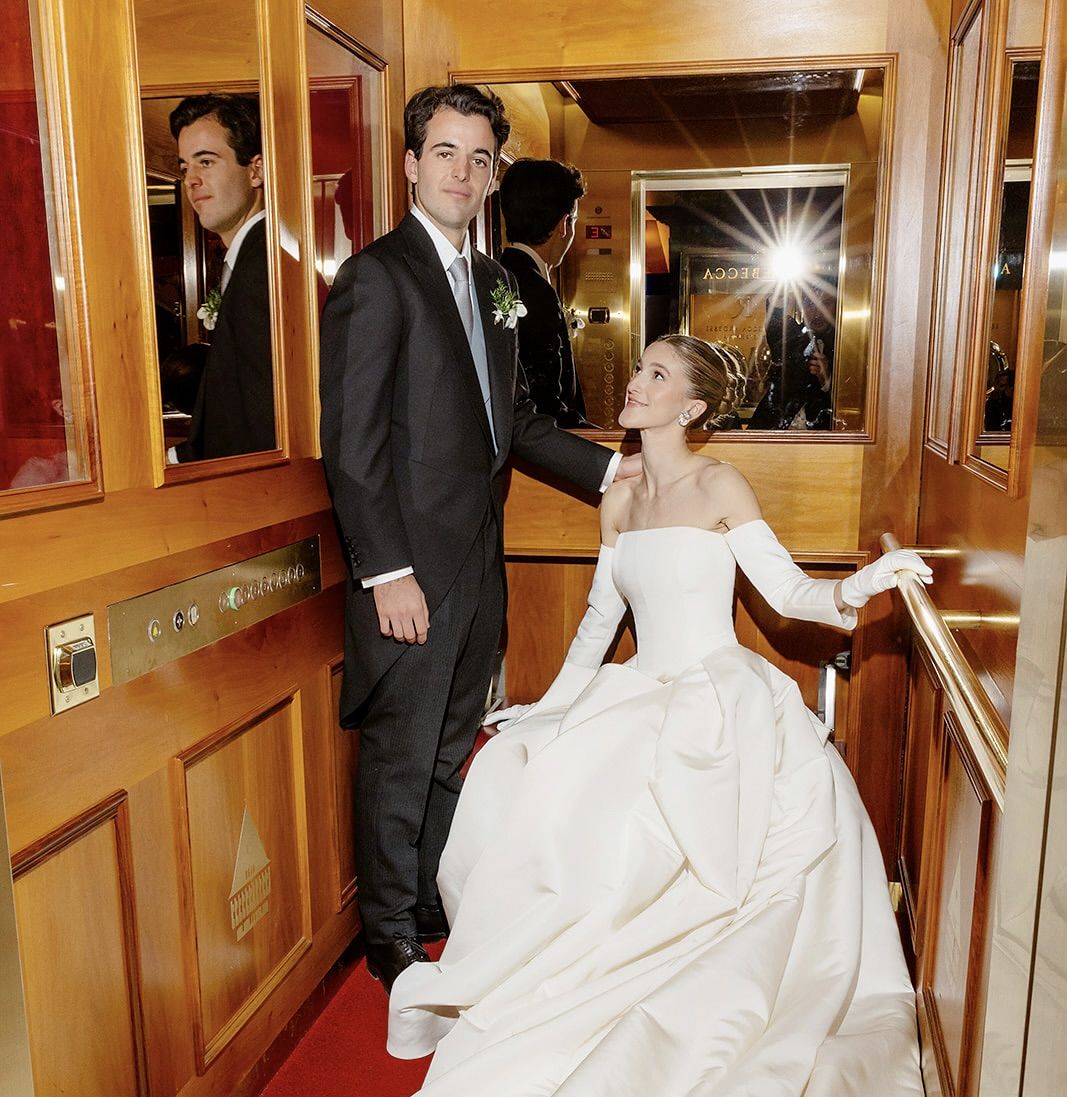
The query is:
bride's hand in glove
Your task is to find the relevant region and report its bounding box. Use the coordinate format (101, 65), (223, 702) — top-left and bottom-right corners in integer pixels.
(482, 703), (534, 736)
(838, 550), (933, 609)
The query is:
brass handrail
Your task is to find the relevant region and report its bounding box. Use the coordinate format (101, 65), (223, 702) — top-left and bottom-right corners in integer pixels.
(881, 533), (1008, 810)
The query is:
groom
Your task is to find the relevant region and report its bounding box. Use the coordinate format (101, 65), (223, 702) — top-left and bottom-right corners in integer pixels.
(319, 84), (632, 991)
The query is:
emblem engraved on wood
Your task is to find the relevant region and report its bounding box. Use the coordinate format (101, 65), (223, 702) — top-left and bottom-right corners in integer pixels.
(229, 807), (271, 940)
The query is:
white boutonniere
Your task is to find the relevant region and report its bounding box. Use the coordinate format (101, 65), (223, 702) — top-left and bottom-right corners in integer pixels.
(196, 287), (222, 332)
(490, 279), (527, 329)
(564, 305), (586, 331)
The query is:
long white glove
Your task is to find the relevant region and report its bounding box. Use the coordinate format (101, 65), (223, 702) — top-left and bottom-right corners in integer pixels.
(484, 544), (627, 733)
(839, 549), (933, 607)
(725, 519), (933, 629)
(724, 519), (858, 629)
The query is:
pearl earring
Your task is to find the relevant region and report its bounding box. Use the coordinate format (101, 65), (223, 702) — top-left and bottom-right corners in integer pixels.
(678, 410), (692, 426)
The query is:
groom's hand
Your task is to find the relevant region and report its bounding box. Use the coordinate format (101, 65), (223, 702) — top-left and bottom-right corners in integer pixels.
(373, 575), (430, 644)
(615, 452), (642, 480)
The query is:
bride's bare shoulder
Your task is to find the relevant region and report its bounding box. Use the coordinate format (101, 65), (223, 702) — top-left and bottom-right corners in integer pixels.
(694, 459), (762, 525)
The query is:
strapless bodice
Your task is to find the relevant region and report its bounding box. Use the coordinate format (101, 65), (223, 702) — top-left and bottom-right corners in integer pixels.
(613, 527), (737, 680)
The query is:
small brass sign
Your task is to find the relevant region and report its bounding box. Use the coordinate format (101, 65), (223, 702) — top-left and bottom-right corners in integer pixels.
(229, 807), (271, 941)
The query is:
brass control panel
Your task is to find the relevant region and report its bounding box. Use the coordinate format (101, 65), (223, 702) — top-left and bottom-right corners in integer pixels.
(108, 537), (321, 685)
(44, 613), (100, 715)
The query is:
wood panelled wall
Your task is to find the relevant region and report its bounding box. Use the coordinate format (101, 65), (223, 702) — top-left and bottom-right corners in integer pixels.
(896, 0), (1055, 1091)
(0, 1), (403, 1094)
(405, 0), (956, 867)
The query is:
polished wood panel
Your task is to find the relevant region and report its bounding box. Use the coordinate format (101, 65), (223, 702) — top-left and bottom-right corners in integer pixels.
(899, 648), (944, 950)
(178, 700), (311, 1067)
(505, 440), (864, 557)
(0, 501), (345, 741)
(923, 713), (994, 1097)
(13, 794), (147, 1096)
(405, 0), (891, 92)
(918, 453), (1026, 726)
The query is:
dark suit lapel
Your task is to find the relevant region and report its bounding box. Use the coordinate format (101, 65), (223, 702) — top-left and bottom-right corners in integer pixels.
(472, 252), (515, 467)
(399, 217), (494, 453)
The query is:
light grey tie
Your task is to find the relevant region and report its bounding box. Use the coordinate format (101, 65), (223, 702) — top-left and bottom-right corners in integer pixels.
(448, 255), (496, 451)
(448, 255), (475, 339)
(220, 259), (232, 294)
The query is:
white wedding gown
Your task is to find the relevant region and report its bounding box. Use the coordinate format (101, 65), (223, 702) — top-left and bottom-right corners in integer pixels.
(389, 527), (923, 1096)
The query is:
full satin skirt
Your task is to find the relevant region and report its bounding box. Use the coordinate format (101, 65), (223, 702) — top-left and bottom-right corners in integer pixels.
(388, 645), (923, 1096)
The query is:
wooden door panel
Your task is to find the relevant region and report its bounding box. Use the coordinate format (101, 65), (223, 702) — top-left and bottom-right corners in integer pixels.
(178, 700), (311, 1068)
(899, 649), (944, 948)
(923, 713), (995, 1097)
(13, 795), (147, 1097)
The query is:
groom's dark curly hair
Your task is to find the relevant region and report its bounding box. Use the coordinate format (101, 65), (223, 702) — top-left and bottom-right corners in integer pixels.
(404, 84), (510, 161)
(169, 93), (262, 165)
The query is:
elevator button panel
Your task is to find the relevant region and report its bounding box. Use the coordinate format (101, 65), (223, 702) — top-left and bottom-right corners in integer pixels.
(108, 537), (321, 685)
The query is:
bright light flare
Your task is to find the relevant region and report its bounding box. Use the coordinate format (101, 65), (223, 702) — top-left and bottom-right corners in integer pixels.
(766, 244), (808, 283)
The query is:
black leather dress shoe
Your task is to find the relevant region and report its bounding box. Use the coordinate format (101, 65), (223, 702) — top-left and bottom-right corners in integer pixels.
(414, 903), (449, 943)
(365, 936), (429, 992)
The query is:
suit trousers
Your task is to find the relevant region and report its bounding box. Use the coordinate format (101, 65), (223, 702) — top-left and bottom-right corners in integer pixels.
(354, 507), (505, 943)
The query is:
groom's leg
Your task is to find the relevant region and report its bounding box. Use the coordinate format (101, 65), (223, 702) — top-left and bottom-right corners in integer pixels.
(417, 517), (505, 906)
(354, 578), (475, 944)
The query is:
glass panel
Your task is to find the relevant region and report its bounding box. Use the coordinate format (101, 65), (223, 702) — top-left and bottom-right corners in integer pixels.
(485, 67), (886, 434)
(134, 0), (277, 465)
(928, 9), (983, 448)
(973, 60), (1040, 471)
(306, 21), (386, 300)
(0, 0), (89, 491)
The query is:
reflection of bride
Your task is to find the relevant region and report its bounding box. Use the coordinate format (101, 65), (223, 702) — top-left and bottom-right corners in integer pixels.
(388, 335), (928, 1096)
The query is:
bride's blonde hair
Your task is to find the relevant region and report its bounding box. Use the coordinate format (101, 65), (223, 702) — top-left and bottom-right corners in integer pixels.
(653, 334), (745, 430)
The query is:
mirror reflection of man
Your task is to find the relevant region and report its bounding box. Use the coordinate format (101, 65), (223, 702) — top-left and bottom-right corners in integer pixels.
(499, 159), (595, 428)
(167, 93), (275, 463)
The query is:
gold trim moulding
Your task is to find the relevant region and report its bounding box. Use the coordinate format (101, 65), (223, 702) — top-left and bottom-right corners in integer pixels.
(881, 532), (1008, 810)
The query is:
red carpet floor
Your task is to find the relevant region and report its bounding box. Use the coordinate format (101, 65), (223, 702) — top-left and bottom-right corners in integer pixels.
(260, 942), (444, 1097)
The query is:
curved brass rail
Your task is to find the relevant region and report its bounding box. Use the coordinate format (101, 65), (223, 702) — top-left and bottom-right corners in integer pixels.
(881, 533), (1008, 810)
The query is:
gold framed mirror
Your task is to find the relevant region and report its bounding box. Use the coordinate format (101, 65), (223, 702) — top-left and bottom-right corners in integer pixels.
(962, 54), (1040, 489)
(133, 0), (282, 477)
(473, 61), (892, 439)
(926, 0), (989, 458)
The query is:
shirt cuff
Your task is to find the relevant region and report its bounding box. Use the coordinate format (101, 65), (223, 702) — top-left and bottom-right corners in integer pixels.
(361, 566), (414, 589)
(599, 452), (622, 494)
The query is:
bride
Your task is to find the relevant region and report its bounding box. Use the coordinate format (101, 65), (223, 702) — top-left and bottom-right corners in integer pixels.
(387, 334), (929, 1096)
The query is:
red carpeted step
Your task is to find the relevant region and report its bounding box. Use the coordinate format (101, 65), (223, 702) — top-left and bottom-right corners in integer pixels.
(260, 941), (444, 1097)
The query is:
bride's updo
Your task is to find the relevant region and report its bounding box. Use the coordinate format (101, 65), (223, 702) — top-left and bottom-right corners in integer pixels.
(654, 334), (745, 430)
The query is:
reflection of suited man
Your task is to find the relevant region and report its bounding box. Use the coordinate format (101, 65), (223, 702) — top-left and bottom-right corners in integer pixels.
(319, 86), (621, 990)
(169, 93), (275, 462)
(179, 217), (273, 459)
(500, 159), (594, 428)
